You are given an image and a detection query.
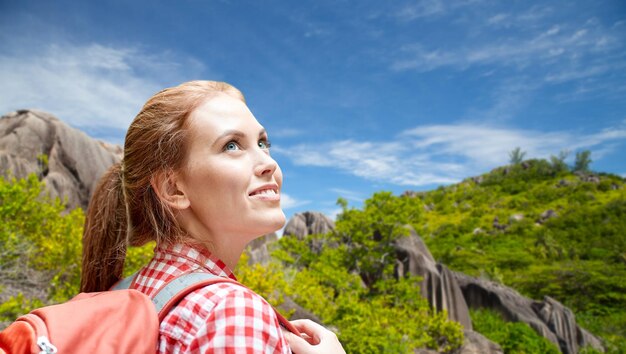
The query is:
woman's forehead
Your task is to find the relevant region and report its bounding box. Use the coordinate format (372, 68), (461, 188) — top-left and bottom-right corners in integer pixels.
(188, 95), (264, 135)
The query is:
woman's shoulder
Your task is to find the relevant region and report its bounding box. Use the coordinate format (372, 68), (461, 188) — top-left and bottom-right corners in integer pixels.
(192, 279), (263, 307)
(163, 277), (279, 326)
(161, 280), (290, 352)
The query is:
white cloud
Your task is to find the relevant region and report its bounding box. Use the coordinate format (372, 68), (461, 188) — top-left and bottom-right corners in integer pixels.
(276, 139), (459, 186)
(402, 124), (571, 166)
(393, 0), (480, 22)
(277, 123), (626, 187)
(0, 41), (204, 136)
(324, 207), (343, 222)
(487, 13), (509, 25)
(329, 188), (366, 203)
(280, 193), (310, 210)
(391, 16), (623, 83)
(394, 0), (445, 21)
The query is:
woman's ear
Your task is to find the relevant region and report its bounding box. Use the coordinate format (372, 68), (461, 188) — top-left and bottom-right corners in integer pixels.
(150, 170), (190, 210)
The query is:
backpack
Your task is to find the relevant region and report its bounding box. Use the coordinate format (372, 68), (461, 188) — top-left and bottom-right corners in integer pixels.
(0, 271), (296, 354)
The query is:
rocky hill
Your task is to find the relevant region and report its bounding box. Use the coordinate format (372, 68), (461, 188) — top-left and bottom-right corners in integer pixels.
(0, 110), (121, 210)
(277, 211), (606, 354)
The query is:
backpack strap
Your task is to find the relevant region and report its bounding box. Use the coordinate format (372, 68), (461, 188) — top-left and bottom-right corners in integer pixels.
(111, 272), (138, 291)
(152, 272), (235, 320)
(113, 271), (301, 335)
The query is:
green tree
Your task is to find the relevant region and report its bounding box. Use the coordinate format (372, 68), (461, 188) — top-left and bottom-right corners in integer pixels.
(267, 232), (464, 353)
(574, 150), (592, 173)
(549, 150), (570, 173)
(0, 173), (154, 321)
(509, 147), (526, 165)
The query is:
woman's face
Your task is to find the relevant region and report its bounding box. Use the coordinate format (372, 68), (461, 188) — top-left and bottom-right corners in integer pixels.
(177, 93), (285, 247)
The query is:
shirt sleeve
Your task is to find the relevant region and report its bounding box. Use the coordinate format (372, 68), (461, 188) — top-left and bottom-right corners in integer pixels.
(186, 284), (292, 354)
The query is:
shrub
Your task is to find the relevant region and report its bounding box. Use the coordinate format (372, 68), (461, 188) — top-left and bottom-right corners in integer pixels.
(471, 308), (560, 354)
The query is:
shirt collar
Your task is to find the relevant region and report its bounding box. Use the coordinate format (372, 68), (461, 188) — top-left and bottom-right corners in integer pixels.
(155, 242), (237, 280)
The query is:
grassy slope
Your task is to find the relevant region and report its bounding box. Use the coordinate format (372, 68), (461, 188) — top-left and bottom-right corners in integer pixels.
(397, 160), (626, 352)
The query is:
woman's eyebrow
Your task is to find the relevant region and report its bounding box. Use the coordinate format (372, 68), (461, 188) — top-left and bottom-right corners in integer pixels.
(211, 129), (244, 148)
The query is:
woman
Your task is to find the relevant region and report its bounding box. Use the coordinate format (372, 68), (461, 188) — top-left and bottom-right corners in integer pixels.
(80, 81), (345, 354)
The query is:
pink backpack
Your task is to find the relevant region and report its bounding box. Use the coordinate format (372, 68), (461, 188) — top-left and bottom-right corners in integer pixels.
(0, 272), (255, 353)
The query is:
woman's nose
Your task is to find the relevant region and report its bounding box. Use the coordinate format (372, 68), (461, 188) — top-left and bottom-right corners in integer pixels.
(254, 150), (278, 177)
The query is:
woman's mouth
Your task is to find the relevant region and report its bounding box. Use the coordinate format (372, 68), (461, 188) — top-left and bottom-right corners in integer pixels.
(249, 185), (280, 201)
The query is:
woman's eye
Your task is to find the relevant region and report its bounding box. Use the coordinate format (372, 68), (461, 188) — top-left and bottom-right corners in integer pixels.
(224, 141), (239, 151)
(258, 139), (271, 149)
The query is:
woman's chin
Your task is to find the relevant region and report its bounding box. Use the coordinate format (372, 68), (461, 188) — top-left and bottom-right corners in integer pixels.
(267, 210), (286, 232)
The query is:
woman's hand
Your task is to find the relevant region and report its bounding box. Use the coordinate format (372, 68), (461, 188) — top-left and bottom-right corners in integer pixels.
(284, 319), (346, 354)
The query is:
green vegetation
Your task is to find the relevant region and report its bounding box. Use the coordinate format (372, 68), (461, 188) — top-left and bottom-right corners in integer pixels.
(0, 173), (463, 353)
(509, 147), (527, 165)
(0, 174), (83, 306)
(2, 152), (625, 352)
(0, 174), (153, 321)
(574, 150), (593, 173)
(471, 308), (561, 354)
(314, 157), (624, 353)
(263, 233), (464, 353)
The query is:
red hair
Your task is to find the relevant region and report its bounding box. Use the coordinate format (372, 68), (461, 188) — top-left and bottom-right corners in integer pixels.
(81, 81), (245, 292)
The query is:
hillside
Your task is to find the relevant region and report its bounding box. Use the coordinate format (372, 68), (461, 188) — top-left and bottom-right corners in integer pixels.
(253, 158), (625, 353)
(327, 159), (626, 352)
(1, 110), (624, 353)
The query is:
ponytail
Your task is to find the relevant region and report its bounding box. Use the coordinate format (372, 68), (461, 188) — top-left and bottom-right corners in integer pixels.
(80, 163), (128, 292)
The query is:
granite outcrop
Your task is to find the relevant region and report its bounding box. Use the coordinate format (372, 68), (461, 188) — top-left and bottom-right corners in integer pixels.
(0, 110), (121, 210)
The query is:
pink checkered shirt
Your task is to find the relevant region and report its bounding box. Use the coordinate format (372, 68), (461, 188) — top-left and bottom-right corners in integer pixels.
(130, 243), (292, 354)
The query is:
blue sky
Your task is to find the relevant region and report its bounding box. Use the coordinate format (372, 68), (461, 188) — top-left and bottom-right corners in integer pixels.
(1, 0), (625, 221)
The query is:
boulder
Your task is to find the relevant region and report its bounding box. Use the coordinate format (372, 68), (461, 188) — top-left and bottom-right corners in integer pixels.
(492, 216), (507, 231)
(558, 179), (572, 187)
(576, 172), (601, 184)
(453, 330), (503, 354)
(453, 272), (605, 354)
(246, 233), (278, 265)
(283, 211), (335, 239)
(0, 110), (121, 210)
(470, 176), (484, 185)
(276, 296), (324, 325)
(538, 209), (558, 224)
(394, 228), (473, 329)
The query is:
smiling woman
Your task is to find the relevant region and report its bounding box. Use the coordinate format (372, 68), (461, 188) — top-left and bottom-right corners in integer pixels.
(80, 81), (345, 354)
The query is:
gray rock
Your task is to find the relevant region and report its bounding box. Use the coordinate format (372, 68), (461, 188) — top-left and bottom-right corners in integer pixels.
(539, 209), (558, 224)
(576, 173), (601, 184)
(578, 326), (605, 352)
(283, 211), (335, 239)
(276, 296), (324, 325)
(471, 176), (484, 185)
(558, 179), (572, 187)
(493, 216), (507, 231)
(413, 349), (439, 354)
(394, 228), (473, 329)
(402, 190), (427, 198)
(246, 233), (278, 265)
(453, 330), (503, 354)
(0, 110), (121, 209)
(454, 272), (605, 354)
